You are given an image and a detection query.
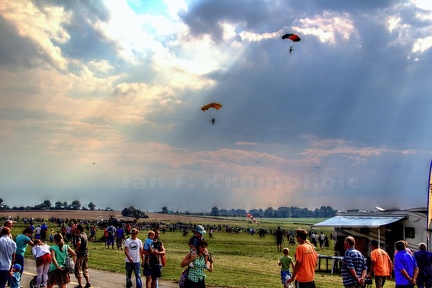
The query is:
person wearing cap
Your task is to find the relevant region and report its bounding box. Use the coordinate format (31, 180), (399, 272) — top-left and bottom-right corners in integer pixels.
(181, 239), (213, 288)
(0, 227), (16, 288)
(124, 228), (143, 288)
(367, 239), (392, 288)
(189, 225), (210, 269)
(414, 242), (432, 288)
(10, 263), (21, 288)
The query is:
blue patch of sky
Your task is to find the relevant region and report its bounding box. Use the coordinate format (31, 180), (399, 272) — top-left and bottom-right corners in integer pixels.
(127, 0), (168, 16)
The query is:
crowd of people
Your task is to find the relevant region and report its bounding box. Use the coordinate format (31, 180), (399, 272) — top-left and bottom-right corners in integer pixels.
(274, 228), (432, 288)
(0, 218), (171, 288)
(0, 219), (91, 288)
(3, 215), (432, 288)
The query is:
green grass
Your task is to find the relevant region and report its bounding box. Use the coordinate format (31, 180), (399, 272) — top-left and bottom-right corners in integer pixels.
(13, 219), (395, 288)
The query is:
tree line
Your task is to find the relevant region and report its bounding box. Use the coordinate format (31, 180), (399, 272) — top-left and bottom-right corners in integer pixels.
(160, 205), (337, 218)
(0, 198), (112, 211)
(0, 197), (337, 218)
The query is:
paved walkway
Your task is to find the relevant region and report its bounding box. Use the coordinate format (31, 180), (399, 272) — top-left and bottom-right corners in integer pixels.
(21, 258), (179, 288)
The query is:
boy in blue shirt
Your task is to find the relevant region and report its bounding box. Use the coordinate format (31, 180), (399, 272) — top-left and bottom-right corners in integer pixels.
(10, 264), (21, 288)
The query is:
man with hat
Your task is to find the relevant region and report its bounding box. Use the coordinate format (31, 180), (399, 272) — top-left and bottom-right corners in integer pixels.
(367, 239), (392, 288)
(124, 228), (143, 288)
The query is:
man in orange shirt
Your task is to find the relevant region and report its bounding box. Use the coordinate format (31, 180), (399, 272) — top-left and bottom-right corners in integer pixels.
(287, 228), (318, 288)
(367, 239), (392, 288)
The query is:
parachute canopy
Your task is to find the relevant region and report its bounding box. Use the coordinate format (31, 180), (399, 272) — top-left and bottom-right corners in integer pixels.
(281, 33), (301, 42)
(201, 102), (222, 111)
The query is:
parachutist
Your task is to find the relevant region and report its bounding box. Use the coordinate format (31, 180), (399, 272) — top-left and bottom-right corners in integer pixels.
(201, 102), (222, 124)
(282, 33), (300, 54)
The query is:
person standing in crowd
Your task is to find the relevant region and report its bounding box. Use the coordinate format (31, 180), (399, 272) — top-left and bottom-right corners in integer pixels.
(0, 227), (16, 288)
(319, 232), (325, 250)
(394, 240), (418, 288)
(47, 233), (76, 288)
(89, 226), (96, 242)
(341, 236), (367, 288)
(116, 225), (125, 250)
(278, 247), (294, 288)
(188, 225), (210, 269)
(148, 229), (166, 288)
(143, 230), (156, 288)
(275, 226), (284, 252)
(367, 239), (392, 288)
(106, 224), (116, 249)
(74, 224), (91, 288)
(0, 220), (14, 238)
(124, 228), (143, 288)
(310, 231), (317, 247)
(14, 227), (34, 277)
(41, 222), (49, 242)
(287, 228), (318, 288)
(180, 239), (213, 288)
(32, 239), (52, 288)
(34, 225), (42, 240)
(414, 242), (432, 288)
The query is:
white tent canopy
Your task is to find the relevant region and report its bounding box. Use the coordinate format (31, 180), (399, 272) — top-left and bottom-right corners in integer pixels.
(314, 215), (405, 228)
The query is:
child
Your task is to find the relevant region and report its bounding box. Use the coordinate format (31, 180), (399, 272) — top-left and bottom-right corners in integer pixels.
(278, 248), (294, 288)
(10, 263), (21, 288)
(144, 230), (155, 266)
(189, 225), (210, 269)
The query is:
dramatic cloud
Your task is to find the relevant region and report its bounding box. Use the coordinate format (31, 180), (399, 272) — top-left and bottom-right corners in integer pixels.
(1, 0), (431, 212)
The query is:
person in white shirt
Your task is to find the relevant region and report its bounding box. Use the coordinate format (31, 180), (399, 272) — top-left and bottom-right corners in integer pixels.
(124, 228), (143, 288)
(0, 227), (17, 288)
(32, 239), (52, 288)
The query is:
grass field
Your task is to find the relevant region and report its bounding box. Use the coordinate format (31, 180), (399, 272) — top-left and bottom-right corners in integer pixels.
(5, 211), (395, 288)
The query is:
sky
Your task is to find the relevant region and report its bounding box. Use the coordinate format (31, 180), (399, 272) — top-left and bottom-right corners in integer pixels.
(1, 0), (432, 213)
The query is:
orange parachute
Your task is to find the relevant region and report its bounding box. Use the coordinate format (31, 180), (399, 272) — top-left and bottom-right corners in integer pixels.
(201, 102), (222, 111)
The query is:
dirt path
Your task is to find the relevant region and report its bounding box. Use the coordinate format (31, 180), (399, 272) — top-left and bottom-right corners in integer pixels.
(22, 258), (179, 288)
